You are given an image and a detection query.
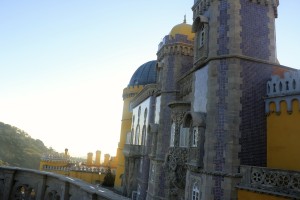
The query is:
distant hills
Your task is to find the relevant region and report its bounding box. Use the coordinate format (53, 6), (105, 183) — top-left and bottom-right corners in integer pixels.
(0, 122), (56, 169)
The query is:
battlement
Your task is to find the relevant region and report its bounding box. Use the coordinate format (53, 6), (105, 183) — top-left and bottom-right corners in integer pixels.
(192, 0), (211, 17)
(267, 71), (300, 97)
(123, 85), (143, 100)
(42, 165), (116, 174)
(158, 34), (194, 52)
(192, 0), (279, 18)
(265, 70), (300, 114)
(41, 154), (70, 162)
(249, 0), (279, 17)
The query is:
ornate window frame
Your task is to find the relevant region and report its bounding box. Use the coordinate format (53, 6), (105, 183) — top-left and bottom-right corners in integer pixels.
(179, 124), (189, 147)
(192, 182), (200, 200)
(170, 122), (175, 147)
(192, 127), (198, 147)
(192, 15), (208, 63)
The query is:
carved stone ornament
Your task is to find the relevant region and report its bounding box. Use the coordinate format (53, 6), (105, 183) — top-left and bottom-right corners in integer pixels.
(165, 148), (188, 190)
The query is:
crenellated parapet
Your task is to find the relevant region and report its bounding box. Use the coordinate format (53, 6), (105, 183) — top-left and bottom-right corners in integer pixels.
(129, 84), (158, 110)
(157, 34), (194, 60)
(122, 85), (143, 100)
(265, 70), (300, 114)
(248, 0), (279, 17)
(192, 0), (211, 18)
(193, 0), (279, 18)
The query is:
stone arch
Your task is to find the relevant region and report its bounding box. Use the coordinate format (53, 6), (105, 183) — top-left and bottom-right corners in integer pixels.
(183, 112), (206, 128)
(192, 15), (208, 33)
(11, 184), (36, 200)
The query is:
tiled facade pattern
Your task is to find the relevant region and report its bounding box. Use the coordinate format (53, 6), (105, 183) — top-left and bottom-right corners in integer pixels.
(120, 0), (296, 200)
(240, 0), (270, 60)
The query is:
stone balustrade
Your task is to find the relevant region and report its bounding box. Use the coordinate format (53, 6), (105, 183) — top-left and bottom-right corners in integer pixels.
(123, 144), (144, 158)
(0, 166), (129, 200)
(238, 165), (300, 199)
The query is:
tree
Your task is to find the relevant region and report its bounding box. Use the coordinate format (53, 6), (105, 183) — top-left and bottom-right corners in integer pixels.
(102, 167), (115, 187)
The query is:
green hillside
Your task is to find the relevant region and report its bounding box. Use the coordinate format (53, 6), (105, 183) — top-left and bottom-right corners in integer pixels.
(0, 122), (55, 169)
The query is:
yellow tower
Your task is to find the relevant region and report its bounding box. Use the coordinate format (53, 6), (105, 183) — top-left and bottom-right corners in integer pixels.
(95, 150), (101, 167)
(87, 152), (93, 166)
(114, 86), (143, 191)
(114, 60), (157, 191)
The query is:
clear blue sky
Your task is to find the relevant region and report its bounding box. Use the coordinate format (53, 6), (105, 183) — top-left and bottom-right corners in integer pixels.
(0, 1), (299, 158)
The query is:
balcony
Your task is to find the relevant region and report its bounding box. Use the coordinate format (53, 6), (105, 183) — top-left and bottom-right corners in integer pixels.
(0, 166), (129, 200)
(123, 144), (144, 158)
(237, 165), (300, 199)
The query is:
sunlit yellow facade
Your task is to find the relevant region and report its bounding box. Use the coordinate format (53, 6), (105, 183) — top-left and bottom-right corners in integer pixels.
(237, 71), (300, 199)
(267, 100), (300, 171)
(40, 149), (117, 185)
(114, 85), (144, 191)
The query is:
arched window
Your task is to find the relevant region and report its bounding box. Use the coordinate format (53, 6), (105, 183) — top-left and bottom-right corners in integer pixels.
(135, 125), (140, 145)
(180, 124), (189, 147)
(139, 159), (143, 173)
(170, 122), (175, 147)
(131, 129), (134, 144)
(192, 127), (198, 147)
(192, 182), (200, 200)
(150, 163), (156, 181)
(126, 131), (132, 144)
(142, 125), (147, 146)
(198, 24), (205, 48)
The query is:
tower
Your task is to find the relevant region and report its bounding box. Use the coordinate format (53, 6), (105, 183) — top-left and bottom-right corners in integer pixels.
(87, 152), (93, 166)
(114, 61), (156, 192)
(184, 0), (283, 199)
(146, 18), (195, 199)
(95, 150), (101, 167)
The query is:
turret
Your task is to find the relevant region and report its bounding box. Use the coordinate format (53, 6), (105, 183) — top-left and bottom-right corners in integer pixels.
(103, 154), (110, 167)
(87, 152), (93, 166)
(95, 150), (101, 167)
(192, 0), (279, 68)
(64, 148), (69, 157)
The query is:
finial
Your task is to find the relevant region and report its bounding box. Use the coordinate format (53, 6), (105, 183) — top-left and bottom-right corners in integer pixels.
(183, 15), (186, 23)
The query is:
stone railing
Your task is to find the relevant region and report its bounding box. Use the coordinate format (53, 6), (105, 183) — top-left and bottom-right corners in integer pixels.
(0, 166), (130, 200)
(238, 165), (300, 199)
(123, 144), (144, 158)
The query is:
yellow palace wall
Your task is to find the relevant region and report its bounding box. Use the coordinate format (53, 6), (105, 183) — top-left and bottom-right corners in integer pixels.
(69, 171), (105, 184)
(267, 100), (300, 171)
(114, 86), (143, 190)
(39, 161), (68, 170)
(237, 100), (300, 199)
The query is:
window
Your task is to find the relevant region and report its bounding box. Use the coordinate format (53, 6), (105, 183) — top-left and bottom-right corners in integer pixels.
(142, 125), (147, 146)
(170, 122), (175, 147)
(192, 183), (200, 200)
(198, 25), (205, 48)
(126, 131), (132, 144)
(131, 129), (134, 144)
(139, 159), (143, 173)
(192, 128), (198, 147)
(150, 163), (156, 181)
(179, 124), (189, 147)
(135, 125), (140, 145)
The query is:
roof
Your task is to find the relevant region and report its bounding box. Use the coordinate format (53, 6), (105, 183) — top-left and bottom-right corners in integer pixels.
(128, 60), (157, 87)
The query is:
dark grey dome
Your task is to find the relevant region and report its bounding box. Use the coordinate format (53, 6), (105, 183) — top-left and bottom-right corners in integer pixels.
(128, 60), (157, 87)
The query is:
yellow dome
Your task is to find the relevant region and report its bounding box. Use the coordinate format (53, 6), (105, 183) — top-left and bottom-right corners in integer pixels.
(169, 17), (194, 40)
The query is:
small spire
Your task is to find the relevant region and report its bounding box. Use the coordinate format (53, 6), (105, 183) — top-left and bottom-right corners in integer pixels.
(183, 15), (186, 23)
